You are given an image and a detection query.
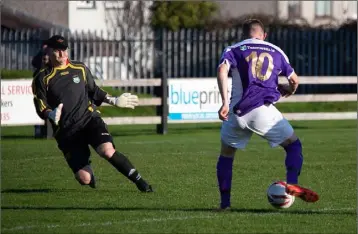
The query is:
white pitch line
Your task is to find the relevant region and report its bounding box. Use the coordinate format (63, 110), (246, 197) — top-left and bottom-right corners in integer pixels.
(2, 207), (356, 232)
(2, 215), (218, 232)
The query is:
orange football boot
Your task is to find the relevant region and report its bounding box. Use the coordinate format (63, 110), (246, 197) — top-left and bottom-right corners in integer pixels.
(285, 183), (319, 203)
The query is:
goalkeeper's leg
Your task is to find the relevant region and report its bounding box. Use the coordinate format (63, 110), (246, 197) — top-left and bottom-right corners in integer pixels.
(75, 165), (96, 188)
(87, 117), (153, 192)
(96, 142), (153, 192)
(63, 147), (96, 188)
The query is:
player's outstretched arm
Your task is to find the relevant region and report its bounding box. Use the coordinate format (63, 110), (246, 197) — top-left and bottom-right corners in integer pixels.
(84, 65), (139, 109)
(104, 94), (139, 109)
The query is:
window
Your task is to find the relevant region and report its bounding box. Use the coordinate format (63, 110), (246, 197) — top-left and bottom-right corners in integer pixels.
(288, 1), (301, 18)
(350, 1), (357, 19)
(315, 1), (331, 17)
(76, 1), (96, 9)
(104, 1), (125, 9)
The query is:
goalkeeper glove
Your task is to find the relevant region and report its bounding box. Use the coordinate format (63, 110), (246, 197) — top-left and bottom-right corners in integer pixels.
(47, 103), (63, 125)
(107, 93), (139, 109)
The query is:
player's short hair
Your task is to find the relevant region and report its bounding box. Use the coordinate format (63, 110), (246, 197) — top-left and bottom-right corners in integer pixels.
(242, 19), (265, 37)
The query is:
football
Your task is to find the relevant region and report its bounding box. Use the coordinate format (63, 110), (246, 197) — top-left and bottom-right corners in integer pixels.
(277, 84), (293, 97)
(267, 181), (295, 209)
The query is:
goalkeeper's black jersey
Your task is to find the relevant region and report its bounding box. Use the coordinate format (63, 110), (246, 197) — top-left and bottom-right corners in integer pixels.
(32, 60), (108, 137)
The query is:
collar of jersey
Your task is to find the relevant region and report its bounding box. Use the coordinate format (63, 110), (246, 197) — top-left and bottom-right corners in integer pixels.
(54, 61), (70, 71)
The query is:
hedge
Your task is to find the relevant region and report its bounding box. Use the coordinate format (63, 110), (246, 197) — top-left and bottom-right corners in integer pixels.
(1, 69), (34, 79)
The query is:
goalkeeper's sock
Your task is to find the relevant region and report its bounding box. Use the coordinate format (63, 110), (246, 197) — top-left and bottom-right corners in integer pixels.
(284, 139), (303, 184)
(89, 173), (96, 189)
(108, 151), (152, 192)
(216, 155), (233, 209)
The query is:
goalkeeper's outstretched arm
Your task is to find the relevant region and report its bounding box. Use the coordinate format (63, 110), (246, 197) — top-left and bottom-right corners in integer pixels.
(84, 65), (139, 109)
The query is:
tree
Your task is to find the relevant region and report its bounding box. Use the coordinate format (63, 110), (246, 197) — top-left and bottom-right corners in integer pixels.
(102, 1), (154, 86)
(150, 1), (219, 31)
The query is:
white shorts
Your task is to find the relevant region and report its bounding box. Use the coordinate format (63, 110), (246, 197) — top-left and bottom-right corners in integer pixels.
(221, 104), (294, 149)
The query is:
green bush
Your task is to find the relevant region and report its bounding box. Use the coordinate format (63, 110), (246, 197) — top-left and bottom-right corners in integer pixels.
(150, 1), (219, 31)
(1, 69), (33, 79)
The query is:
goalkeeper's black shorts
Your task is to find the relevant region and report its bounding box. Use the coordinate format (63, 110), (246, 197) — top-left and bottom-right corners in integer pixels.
(55, 116), (115, 173)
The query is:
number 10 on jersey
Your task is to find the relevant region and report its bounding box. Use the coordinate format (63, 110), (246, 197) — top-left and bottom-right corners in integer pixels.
(245, 51), (274, 81)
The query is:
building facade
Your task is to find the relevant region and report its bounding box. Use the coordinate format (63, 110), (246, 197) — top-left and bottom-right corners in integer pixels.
(2, 1), (356, 31)
(278, 1), (357, 26)
(1, 0), (68, 29)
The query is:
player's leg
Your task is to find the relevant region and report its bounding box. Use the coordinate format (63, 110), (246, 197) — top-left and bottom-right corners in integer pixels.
(216, 140), (236, 211)
(244, 104), (318, 202)
(96, 142), (152, 192)
(280, 134), (319, 203)
(87, 117), (153, 192)
(62, 146), (96, 188)
(218, 112), (252, 210)
(75, 165), (93, 185)
(280, 133), (302, 185)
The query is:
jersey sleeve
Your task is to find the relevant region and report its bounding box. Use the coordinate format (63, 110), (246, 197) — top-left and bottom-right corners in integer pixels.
(280, 53), (295, 79)
(32, 73), (52, 119)
(218, 47), (237, 70)
(85, 65), (108, 106)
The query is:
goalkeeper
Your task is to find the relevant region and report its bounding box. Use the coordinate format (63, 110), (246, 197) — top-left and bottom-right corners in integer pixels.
(32, 35), (153, 192)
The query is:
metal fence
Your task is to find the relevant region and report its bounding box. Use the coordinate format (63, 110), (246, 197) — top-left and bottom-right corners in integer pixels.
(1, 26), (357, 93)
(160, 27), (357, 78)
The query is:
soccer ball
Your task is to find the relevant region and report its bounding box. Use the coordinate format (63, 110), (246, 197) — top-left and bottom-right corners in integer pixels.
(277, 84), (293, 97)
(267, 181), (295, 209)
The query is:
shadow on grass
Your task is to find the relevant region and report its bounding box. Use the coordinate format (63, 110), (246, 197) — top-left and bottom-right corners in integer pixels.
(1, 136), (42, 140)
(1, 189), (53, 194)
(1, 205), (355, 216)
(108, 123), (224, 136)
(1, 188), (141, 194)
(1, 120), (355, 139)
(1, 124), (221, 139)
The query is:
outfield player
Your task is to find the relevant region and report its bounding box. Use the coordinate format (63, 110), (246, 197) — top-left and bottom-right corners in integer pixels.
(32, 35), (153, 192)
(216, 19), (319, 210)
(32, 42), (50, 136)
(32, 42), (49, 76)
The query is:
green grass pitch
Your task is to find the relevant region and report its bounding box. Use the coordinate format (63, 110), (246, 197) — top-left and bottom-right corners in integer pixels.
(1, 120), (356, 233)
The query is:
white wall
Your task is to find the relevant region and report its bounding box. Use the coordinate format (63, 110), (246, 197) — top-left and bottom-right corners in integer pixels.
(278, 1), (357, 26)
(68, 1), (107, 32)
(214, 1), (277, 19)
(67, 1), (155, 80)
(68, 1), (153, 34)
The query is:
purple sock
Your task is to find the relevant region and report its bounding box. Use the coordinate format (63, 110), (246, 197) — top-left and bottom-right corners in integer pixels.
(284, 139), (303, 184)
(216, 155), (233, 208)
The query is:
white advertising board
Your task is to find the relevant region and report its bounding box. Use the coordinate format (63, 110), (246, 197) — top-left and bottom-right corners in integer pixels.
(168, 78), (232, 121)
(1, 79), (44, 126)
